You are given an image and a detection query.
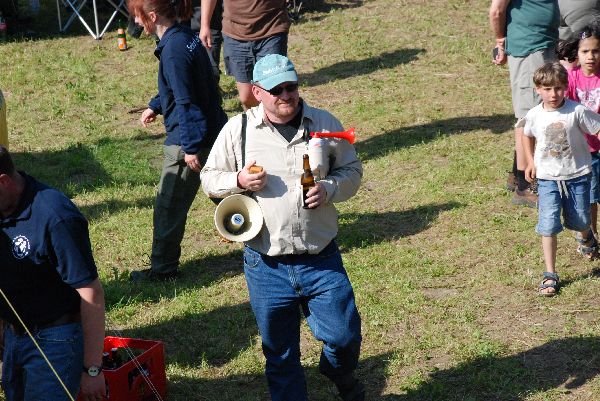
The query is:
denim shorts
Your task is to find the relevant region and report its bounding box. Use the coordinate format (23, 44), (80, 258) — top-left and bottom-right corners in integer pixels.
(590, 153), (600, 203)
(536, 174), (591, 236)
(222, 33), (288, 83)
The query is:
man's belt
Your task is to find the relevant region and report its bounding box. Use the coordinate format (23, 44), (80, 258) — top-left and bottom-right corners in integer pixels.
(9, 311), (81, 336)
(271, 240), (336, 263)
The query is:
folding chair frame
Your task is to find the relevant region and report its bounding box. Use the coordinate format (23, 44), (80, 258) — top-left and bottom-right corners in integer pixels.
(56, 0), (128, 39)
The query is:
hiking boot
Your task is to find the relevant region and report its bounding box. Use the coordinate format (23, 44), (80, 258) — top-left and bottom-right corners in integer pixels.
(512, 187), (537, 208)
(506, 171), (517, 192)
(130, 268), (178, 282)
(334, 375), (365, 401)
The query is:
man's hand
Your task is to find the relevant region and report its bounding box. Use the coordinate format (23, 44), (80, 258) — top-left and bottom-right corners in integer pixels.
(524, 163), (536, 183)
(199, 0), (216, 48)
(237, 160), (267, 191)
(304, 182), (327, 208)
(185, 153), (201, 172)
(79, 372), (106, 401)
(76, 278), (105, 401)
(140, 108), (157, 127)
(493, 44), (507, 65)
(199, 26), (212, 48)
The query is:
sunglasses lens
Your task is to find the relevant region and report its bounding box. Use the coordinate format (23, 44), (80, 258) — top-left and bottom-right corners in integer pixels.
(268, 83), (298, 96)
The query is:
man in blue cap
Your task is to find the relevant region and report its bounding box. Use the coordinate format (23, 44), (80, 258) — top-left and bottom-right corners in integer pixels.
(201, 54), (365, 401)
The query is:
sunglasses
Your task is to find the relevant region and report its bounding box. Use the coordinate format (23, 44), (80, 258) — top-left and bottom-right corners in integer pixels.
(256, 83), (299, 96)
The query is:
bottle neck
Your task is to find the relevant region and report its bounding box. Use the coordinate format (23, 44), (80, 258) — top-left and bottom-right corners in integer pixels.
(302, 155), (311, 172)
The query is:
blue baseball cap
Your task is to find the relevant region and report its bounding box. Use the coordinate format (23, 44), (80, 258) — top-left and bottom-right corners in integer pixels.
(252, 54), (298, 90)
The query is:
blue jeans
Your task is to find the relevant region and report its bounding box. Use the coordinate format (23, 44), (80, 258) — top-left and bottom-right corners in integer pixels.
(2, 323), (84, 401)
(223, 33), (288, 83)
(536, 175), (591, 236)
(243, 241), (362, 401)
(590, 153), (600, 203)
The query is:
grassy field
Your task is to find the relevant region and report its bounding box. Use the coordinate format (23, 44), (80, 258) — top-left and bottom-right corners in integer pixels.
(2, 0), (600, 400)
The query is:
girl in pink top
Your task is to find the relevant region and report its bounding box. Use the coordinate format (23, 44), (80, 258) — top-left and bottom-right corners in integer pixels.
(561, 23), (600, 239)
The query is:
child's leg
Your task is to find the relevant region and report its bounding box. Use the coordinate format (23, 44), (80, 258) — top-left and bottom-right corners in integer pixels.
(576, 227), (598, 260)
(540, 235), (558, 296)
(591, 203), (597, 237)
(590, 153), (600, 237)
(536, 179), (562, 296)
(563, 175), (595, 260)
(541, 235), (557, 274)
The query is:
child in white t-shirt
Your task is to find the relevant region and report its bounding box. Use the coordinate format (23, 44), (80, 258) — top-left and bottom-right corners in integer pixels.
(522, 61), (600, 296)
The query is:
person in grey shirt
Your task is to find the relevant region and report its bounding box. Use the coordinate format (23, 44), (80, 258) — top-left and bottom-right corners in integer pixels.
(559, 0), (600, 41)
(558, 0), (600, 68)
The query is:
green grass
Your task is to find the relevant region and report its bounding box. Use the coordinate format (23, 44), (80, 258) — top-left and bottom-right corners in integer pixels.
(2, 0), (600, 400)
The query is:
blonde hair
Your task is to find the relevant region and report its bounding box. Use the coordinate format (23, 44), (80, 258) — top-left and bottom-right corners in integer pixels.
(533, 62), (568, 88)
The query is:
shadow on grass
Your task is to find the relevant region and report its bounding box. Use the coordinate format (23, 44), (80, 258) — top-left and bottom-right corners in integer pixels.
(103, 250), (244, 308)
(158, 336), (600, 400)
(356, 114), (515, 162)
(291, 0), (365, 25)
(555, 266), (600, 294)
(78, 196), (156, 221)
(338, 202), (464, 249)
(117, 301), (256, 368)
(300, 48), (424, 87)
(10, 134), (163, 219)
(163, 351), (396, 401)
(389, 336), (600, 401)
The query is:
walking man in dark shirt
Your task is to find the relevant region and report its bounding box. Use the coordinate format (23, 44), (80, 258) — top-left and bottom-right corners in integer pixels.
(0, 146), (106, 401)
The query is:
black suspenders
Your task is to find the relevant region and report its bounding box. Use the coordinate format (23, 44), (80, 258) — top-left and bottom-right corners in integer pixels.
(238, 112), (308, 170)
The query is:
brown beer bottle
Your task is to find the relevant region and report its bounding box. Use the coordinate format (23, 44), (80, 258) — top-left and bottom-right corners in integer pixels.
(301, 154), (315, 209)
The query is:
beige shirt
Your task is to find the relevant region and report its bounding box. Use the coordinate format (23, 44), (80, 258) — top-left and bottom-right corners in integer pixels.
(201, 102), (362, 256)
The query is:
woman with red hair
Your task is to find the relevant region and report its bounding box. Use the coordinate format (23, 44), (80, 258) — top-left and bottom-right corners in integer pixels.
(128, 0), (227, 281)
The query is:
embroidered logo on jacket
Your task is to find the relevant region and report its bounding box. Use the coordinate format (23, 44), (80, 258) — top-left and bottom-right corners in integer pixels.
(187, 36), (201, 53)
(12, 235), (30, 259)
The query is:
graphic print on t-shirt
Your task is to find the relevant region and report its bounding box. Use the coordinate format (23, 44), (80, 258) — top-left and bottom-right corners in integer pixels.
(543, 121), (571, 159)
(576, 87), (600, 113)
(12, 235), (30, 259)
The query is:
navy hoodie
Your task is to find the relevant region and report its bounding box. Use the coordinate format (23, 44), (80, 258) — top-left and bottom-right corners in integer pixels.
(149, 23), (227, 154)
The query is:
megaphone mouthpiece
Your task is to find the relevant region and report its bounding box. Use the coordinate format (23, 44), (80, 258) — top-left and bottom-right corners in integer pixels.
(225, 213), (245, 234)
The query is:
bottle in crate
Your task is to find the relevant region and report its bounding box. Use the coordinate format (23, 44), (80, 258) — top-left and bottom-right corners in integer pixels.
(0, 12), (7, 42)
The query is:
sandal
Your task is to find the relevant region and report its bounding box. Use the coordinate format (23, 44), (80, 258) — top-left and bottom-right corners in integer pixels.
(539, 272), (559, 297)
(576, 230), (599, 261)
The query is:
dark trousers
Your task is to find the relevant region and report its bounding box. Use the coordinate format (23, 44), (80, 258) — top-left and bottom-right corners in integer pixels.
(151, 145), (204, 273)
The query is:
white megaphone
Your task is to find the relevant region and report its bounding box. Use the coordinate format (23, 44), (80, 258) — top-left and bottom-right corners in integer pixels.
(214, 194), (264, 242)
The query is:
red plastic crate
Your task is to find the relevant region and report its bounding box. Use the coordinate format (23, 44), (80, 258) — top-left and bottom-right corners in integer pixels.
(77, 336), (167, 401)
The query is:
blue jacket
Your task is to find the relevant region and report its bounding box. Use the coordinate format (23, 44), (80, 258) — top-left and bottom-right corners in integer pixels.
(149, 24), (227, 154)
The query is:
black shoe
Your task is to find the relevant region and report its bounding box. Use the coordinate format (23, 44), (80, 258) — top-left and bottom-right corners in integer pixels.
(334, 375), (365, 401)
(130, 268), (178, 282)
(127, 19), (143, 38)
